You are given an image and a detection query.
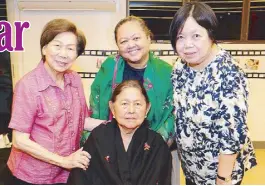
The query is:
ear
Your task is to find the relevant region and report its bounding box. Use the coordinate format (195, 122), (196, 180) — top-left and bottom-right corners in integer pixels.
(146, 102), (151, 116)
(147, 35), (151, 44)
(42, 45), (47, 56)
(109, 101), (115, 117)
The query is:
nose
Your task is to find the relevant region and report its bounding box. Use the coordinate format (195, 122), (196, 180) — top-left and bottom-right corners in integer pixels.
(184, 38), (194, 48)
(128, 103), (135, 113)
(58, 47), (68, 58)
(127, 39), (136, 48)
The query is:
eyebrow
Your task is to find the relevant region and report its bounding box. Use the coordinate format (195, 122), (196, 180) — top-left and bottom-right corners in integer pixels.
(52, 40), (76, 46)
(118, 33), (140, 41)
(179, 29), (201, 35)
(121, 99), (142, 102)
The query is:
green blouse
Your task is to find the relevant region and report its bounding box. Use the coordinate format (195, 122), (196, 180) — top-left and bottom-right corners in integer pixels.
(81, 52), (175, 144)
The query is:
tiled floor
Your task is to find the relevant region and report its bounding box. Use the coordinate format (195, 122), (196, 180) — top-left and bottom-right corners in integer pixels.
(180, 149), (265, 185)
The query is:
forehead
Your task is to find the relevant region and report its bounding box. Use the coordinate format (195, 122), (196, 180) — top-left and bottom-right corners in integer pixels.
(116, 87), (144, 100)
(117, 21), (145, 38)
(180, 16), (207, 34)
(52, 32), (77, 44)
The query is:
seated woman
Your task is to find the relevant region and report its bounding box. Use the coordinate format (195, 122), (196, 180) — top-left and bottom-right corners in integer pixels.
(67, 80), (172, 185)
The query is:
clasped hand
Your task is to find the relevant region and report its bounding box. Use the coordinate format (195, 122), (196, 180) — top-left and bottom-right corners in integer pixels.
(62, 147), (91, 170)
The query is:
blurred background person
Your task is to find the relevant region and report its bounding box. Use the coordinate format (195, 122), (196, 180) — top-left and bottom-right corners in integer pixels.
(0, 51), (12, 148)
(0, 51), (13, 185)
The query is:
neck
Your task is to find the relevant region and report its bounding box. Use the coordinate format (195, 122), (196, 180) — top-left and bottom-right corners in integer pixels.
(188, 43), (219, 70)
(127, 52), (149, 69)
(44, 62), (65, 89)
(118, 125), (137, 151)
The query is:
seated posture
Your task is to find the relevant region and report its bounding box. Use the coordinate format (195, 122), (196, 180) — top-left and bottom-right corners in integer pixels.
(68, 80), (172, 185)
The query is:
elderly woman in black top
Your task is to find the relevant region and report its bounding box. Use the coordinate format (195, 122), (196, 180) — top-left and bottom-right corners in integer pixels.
(67, 80), (172, 185)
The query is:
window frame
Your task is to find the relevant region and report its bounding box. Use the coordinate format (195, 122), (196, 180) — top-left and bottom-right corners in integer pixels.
(128, 0), (265, 44)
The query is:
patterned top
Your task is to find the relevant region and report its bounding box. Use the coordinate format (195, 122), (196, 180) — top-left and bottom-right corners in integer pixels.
(8, 61), (89, 184)
(171, 49), (257, 185)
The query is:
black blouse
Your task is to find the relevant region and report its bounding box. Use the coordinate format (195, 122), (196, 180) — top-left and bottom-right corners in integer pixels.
(122, 62), (146, 84)
(67, 119), (172, 185)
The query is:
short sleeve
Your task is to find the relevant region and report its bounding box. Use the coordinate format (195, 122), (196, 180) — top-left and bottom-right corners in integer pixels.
(71, 71), (91, 118)
(217, 70), (249, 154)
(79, 79), (91, 118)
(9, 80), (37, 133)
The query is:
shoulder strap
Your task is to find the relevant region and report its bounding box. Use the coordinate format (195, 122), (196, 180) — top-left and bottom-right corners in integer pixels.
(111, 55), (120, 92)
(109, 55), (120, 120)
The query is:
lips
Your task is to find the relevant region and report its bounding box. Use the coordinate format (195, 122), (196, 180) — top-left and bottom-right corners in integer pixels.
(56, 60), (68, 67)
(184, 52), (196, 58)
(125, 117), (137, 121)
(184, 52), (196, 55)
(128, 49), (140, 55)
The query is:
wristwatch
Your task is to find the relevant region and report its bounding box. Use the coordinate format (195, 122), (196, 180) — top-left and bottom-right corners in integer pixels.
(217, 174), (231, 182)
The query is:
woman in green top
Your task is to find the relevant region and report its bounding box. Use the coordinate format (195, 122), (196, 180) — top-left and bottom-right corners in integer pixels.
(82, 16), (175, 145)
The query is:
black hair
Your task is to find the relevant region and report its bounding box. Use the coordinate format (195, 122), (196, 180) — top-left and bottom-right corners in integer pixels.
(169, 2), (218, 52)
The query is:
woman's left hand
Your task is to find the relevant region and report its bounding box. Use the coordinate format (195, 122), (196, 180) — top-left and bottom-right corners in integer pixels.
(61, 147), (91, 170)
(167, 138), (173, 147)
(216, 177), (232, 185)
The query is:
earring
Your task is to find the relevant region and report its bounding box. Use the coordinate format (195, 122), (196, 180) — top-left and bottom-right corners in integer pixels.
(113, 115), (115, 118)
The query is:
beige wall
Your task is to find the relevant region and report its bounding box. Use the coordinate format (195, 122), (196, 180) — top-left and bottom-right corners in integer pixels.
(6, 0), (126, 85)
(6, 0), (265, 141)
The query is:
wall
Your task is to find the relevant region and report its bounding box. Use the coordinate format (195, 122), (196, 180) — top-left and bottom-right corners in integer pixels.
(6, 0), (265, 142)
(6, 0), (126, 85)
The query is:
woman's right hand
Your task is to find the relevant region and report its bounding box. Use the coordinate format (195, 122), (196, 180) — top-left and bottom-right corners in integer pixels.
(62, 147), (91, 170)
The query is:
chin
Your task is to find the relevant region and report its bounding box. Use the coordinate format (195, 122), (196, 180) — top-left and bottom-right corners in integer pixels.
(123, 123), (136, 128)
(55, 68), (67, 73)
(123, 123), (141, 130)
(185, 58), (200, 64)
(128, 57), (142, 63)
(56, 65), (71, 72)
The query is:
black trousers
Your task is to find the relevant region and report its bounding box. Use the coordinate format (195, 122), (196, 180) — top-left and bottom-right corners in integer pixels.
(1, 166), (31, 185)
(2, 166), (65, 185)
(0, 113), (11, 136)
(186, 178), (243, 185)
